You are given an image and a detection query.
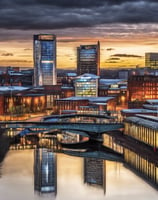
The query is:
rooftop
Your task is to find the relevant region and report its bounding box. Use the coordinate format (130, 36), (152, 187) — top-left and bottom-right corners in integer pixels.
(75, 73), (99, 80)
(0, 86), (30, 92)
(59, 96), (114, 102)
(146, 99), (158, 105)
(122, 108), (158, 114)
(136, 114), (158, 122)
(66, 73), (77, 77)
(99, 79), (127, 85)
(143, 104), (158, 110)
(125, 115), (158, 130)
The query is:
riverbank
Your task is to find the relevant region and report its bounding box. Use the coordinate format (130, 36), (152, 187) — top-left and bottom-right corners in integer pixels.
(0, 129), (11, 163)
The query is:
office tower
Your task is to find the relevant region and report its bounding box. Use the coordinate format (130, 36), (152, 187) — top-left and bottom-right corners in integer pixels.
(34, 148), (57, 194)
(77, 41), (100, 76)
(145, 53), (158, 69)
(33, 34), (57, 86)
(74, 73), (99, 97)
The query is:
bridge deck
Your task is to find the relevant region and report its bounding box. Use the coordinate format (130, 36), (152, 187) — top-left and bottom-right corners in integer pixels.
(0, 121), (124, 135)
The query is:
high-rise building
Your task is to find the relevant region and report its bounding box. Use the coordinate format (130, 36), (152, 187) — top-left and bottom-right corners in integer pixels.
(77, 41), (100, 76)
(145, 53), (158, 69)
(33, 34), (57, 86)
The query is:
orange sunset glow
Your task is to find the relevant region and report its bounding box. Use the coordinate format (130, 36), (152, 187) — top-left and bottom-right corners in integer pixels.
(0, 33), (158, 69)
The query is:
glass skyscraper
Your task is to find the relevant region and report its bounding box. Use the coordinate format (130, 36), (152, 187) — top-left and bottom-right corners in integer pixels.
(77, 41), (100, 76)
(33, 34), (57, 86)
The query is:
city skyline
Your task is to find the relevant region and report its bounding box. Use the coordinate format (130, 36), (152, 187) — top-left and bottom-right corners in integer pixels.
(1, 0), (158, 68)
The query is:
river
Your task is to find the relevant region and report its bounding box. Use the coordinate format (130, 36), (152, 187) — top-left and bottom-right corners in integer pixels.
(0, 149), (157, 200)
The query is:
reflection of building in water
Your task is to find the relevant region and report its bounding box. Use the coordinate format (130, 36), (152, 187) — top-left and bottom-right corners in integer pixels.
(0, 163), (2, 178)
(34, 148), (57, 194)
(84, 158), (106, 193)
(124, 115), (158, 188)
(103, 134), (123, 154)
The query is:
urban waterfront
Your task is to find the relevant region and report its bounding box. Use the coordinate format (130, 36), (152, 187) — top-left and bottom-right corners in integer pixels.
(0, 149), (157, 200)
(0, 2), (158, 200)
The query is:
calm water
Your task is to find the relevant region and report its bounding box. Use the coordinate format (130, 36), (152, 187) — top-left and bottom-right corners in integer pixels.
(0, 149), (157, 200)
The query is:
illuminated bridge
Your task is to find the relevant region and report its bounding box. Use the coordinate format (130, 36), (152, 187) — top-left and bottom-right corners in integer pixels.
(0, 114), (124, 162)
(42, 113), (114, 120)
(0, 121), (124, 139)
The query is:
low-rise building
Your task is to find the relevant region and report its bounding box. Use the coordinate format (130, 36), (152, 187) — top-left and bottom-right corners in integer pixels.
(128, 75), (158, 108)
(54, 96), (116, 115)
(74, 73), (99, 97)
(121, 99), (158, 118)
(0, 85), (64, 120)
(124, 115), (158, 187)
(99, 79), (127, 107)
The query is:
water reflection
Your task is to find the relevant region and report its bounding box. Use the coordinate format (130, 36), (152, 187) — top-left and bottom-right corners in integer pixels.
(33, 148), (106, 197)
(0, 128), (157, 199)
(0, 163), (2, 178)
(0, 149), (157, 200)
(34, 148), (57, 195)
(84, 158), (106, 194)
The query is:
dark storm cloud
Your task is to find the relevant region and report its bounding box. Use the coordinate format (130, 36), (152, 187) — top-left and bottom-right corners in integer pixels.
(1, 53), (14, 56)
(2, 0), (105, 8)
(111, 54), (143, 58)
(106, 48), (115, 51)
(24, 48), (32, 51)
(105, 61), (119, 64)
(57, 39), (81, 43)
(0, 0), (158, 31)
(0, 59), (32, 63)
(108, 57), (120, 60)
(4, 0), (158, 7)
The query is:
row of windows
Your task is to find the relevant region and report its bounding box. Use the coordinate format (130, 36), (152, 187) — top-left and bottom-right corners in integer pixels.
(79, 59), (97, 62)
(103, 135), (123, 154)
(124, 149), (158, 186)
(41, 56), (54, 60)
(124, 123), (158, 148)
(76, 83), (96, 86)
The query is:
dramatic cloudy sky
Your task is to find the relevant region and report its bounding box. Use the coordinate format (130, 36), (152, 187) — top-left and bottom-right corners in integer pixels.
(1, 0), (158, 68)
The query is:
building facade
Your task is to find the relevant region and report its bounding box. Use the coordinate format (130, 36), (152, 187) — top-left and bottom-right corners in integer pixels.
(33, 34), (57, 86)
(0, 85), (64, 120)
(54, 96), (116, 115)
(124, 115), (158, 187)
(77, 42), (100, 76)
(74, 73), (99, 97)
(145, 53), (158, 69)
(128, 75), (158, 108)
(121, 99), (158, 118)
(0, 67), (33, 86)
